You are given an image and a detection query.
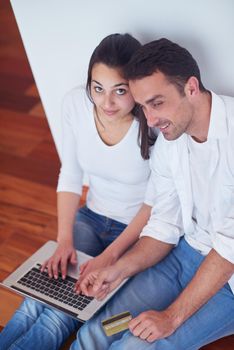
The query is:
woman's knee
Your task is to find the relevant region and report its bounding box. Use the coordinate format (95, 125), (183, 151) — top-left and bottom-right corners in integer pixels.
(18, 298), (44, 320)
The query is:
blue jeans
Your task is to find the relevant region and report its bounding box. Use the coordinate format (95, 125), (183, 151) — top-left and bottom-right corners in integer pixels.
(70, 238), (234, 350)
(0, 206), (127, 350)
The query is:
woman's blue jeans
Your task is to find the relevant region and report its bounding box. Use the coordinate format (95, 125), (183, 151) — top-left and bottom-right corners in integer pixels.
(0, 206), (127, 350)
(70, 238), (234, 350)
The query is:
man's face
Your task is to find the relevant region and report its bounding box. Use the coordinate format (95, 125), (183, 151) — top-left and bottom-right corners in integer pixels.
(129, 71), (195, 141)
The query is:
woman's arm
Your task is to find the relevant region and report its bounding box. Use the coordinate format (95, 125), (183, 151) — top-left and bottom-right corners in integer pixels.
(41, 191), (80, 279)
(57, 191), (80, 245)
(104, 203), (152, 261)
(77, 203), (152, 282)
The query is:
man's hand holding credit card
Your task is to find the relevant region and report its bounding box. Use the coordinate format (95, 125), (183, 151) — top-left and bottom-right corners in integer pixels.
(102, 311), (133, 336)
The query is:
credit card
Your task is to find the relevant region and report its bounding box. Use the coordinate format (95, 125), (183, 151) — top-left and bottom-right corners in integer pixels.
(102, 311), (132, 336)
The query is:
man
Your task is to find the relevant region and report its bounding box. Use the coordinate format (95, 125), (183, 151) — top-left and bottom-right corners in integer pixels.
(71, 38), (234, 350)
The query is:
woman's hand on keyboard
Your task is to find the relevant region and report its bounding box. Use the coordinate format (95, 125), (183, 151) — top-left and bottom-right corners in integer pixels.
(41, 242), (77, 280)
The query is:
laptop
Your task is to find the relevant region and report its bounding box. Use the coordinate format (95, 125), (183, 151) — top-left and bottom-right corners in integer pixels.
(0, 240), (128, 322)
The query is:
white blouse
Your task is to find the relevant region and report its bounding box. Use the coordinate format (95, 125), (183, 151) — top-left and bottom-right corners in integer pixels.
(57, 87), (155, 224)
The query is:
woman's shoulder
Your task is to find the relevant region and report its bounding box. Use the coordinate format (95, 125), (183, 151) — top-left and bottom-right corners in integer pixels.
(63, 85), (94, 116)
(63, 85), (90, 108)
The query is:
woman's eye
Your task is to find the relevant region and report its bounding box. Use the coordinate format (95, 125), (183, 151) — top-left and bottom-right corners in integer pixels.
(116, 89), (126, 95)
(94, 86), (103, 93)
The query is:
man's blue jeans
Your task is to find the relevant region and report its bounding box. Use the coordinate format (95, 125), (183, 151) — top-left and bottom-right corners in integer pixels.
(0, 206), (127, 350)
(70, 238), (234, 350)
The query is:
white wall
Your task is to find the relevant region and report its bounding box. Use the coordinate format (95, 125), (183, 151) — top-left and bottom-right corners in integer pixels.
(10, 0), (234, 157)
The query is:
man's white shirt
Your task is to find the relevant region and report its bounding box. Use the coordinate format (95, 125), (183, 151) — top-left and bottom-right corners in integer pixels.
(141, 92), (234, 292)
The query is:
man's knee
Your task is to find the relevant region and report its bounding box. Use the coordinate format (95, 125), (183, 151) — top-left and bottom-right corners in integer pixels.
(110, 332), (185, 350)
(110, 332), (153, 350)
(71, 318), (112, 350)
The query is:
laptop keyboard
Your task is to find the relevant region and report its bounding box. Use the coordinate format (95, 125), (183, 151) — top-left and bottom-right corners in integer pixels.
(17, 263), (93, 311)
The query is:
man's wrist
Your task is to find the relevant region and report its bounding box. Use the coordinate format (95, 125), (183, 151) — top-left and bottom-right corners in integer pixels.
(114, 257), (135, 280)
(164, 305), (184, 330)
(103, 246), (120, 263)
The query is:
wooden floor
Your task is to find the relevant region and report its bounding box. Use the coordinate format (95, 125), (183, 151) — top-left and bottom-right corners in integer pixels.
(0, 0), (61, 327)
(0, 0), (85, 328)
(0, 1), (233, 349)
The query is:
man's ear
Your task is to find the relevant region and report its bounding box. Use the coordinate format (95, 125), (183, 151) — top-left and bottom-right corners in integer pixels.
(184, 76), (200, 98)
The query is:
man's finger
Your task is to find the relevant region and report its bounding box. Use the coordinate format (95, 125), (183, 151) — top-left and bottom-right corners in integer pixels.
(79, 261), (88, 275)
(129, 316), (141, 332)
(96, 288), (109, 300)
(92, 273), (108, 293)
(130, 321), (143, 337)
(139, 327), (152, 340)
(79, 276), (93, 295)
(74, 280), (81, 293)
(146, 333), (157, 343)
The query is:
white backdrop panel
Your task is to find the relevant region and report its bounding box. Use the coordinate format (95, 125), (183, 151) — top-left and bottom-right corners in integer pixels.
(10, 0), (234, 157)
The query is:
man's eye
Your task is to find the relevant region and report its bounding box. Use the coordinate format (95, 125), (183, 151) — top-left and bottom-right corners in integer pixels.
(94, 86), (103, 93)
(116, 89), (126, 95)
(153, 101), (163, 108)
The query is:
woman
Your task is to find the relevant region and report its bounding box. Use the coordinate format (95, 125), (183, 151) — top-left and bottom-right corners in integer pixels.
(0, 33), (156, 350)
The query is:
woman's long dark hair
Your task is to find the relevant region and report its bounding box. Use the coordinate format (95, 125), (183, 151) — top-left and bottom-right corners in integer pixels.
(135, 105), (157, 159)
(86, 33), (156, 159)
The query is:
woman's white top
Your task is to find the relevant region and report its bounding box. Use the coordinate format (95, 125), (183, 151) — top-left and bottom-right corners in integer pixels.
(57, 87), (155, 224)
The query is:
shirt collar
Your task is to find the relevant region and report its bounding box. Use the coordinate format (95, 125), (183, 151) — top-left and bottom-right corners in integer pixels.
(207, 91), (228, 140)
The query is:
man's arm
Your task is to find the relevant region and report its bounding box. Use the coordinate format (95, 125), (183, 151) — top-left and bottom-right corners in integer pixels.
(114, 236), (173, 277)
(129, 248), (234, 342)
(167, 248), (234, 327)
(78, 236), (173, 298)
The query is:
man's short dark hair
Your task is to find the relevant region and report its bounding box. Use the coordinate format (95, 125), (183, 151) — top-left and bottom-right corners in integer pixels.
(124, 38), (207, 94)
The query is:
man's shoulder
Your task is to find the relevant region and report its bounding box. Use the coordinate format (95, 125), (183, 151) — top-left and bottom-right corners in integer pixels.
(151, 132), (186, 163)
(220, 95), (234, 136)
(220, 94), (234, 103)
(219, 94), (234, 119)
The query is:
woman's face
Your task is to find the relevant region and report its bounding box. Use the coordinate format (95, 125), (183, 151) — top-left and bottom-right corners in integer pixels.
(90, 63), (135, 122)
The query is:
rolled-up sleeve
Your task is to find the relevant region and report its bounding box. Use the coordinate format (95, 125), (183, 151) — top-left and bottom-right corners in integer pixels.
(212, 187), (234, 264)
(212, 126), (234, 264)
(57, 95), (84, 195)
(213, 227), (234, 264)
(144, 173), (156, 207)
(140, 134), (183, 244)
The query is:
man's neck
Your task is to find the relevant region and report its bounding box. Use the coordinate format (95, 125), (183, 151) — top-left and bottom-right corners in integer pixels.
(189, 91), (212, 143)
